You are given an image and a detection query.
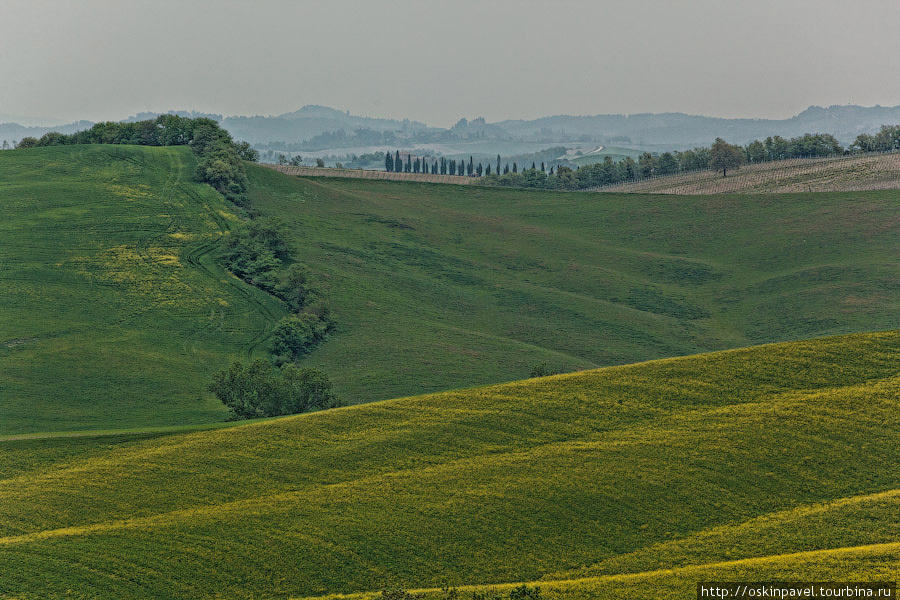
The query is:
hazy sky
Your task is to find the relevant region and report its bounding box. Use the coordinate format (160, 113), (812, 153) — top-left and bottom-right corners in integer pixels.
(2, 0), (899, 126)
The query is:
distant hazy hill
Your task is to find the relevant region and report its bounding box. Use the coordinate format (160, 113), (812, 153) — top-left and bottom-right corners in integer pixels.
(5, 105), (900, 151)
(222, 105), (433, 145)
(497, 104), (900, 147)
(0, 120), (93, 145)
(122, 105), (432, 146)
(240, 104), (900, 148)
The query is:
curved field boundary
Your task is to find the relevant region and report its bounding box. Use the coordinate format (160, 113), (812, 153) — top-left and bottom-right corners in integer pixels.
(264, 164), (477, 185)
(588, 152), (900, 195)
(288, 541), (900, 600)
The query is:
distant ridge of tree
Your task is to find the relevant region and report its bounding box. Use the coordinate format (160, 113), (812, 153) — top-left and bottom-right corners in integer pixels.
(434, 130), (893, 191)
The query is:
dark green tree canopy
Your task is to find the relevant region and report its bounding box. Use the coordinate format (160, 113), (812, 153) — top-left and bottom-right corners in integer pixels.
(209, 360), (339, 420)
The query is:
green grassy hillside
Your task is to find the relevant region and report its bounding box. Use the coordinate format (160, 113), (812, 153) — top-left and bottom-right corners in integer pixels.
(247, 167), (900, 404)
(1, 330), (898, 598)
(4, 146), (899, 437)
(0, 145), (285, 434)
(309, 544), (900, 600)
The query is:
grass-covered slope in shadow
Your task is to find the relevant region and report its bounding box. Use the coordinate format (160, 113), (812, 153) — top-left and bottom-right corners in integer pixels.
(0, 145), (285, 434)
(247, 167), (900, 404)
(1, 330), (898, 598)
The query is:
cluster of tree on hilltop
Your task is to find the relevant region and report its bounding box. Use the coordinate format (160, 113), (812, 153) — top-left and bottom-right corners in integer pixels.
(13, 116), (259, 206)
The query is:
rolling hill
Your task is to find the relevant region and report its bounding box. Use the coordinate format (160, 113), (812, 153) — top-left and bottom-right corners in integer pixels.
(1, 330), (898, 598)
(0, 145), (285, 434)
(3, 144), (899, 436)
(246, 166), (900, 405)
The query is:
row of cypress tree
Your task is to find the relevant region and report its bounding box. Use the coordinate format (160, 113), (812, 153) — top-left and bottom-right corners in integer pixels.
(385, 151), (542, 177)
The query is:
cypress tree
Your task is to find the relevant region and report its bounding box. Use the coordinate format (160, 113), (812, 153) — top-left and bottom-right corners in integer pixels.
(385, 152), (394, 172)
(467, 156), (473, 176)
(485, 164), (491, 175)
(496, 154), (501, 173)
(549, 167), (554, 175)
(395, 150), (401, 172)
(476, 163), (483, 176)
(406, 155), (412, 172)
(541, 161), (545, 172)
(532, 162), (536, 170)
(504, 164), (509, 174)
(512, 162), (517, 173)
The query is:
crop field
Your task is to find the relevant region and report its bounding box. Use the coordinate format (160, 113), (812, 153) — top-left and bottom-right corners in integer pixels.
(267, 164), (476, 185)
(3, 146), (900, 434)
(0, 145), (286, 434)
(1, 330), (899, 598)
(248, 166), (900, 405)
(596, 151), (900, 194)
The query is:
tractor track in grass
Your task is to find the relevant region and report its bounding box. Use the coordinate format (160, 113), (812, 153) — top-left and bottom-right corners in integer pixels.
(99, 147), (281, 359)
(176, 166), (281, 359)
(182, 237), (281, 359)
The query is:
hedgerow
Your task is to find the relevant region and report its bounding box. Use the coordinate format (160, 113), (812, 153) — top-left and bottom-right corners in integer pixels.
(14, 116), (338, 416)
(214, 216), (336, 415)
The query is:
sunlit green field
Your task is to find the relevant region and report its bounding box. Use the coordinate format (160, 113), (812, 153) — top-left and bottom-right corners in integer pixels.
(1, 330), (898, 598)
(308, 545), (900, 600)
(0, 145), (285, 434)
(248, 166), (900, 405)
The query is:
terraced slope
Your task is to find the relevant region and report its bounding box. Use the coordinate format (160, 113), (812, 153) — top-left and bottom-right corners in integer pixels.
(1, 330), (898, 599)
(0, 145), (285, 434)
(248, 167), (900, 404)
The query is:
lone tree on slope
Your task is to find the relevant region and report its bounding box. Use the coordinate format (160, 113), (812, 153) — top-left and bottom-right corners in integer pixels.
(709, 137), (744, 177)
